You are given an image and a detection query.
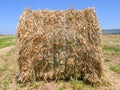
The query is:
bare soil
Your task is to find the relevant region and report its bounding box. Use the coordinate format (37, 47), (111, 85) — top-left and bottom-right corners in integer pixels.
(0, 46), (15, 55)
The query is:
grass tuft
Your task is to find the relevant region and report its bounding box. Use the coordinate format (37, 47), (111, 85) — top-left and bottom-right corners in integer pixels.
(3, 77), (12, 90)
(71, 78), (83, 90)
(59, 87), (64, 90)
(104, 59), (111, 62)
(109, 65), (120, 74)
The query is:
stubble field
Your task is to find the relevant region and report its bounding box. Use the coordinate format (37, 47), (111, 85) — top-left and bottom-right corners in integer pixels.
(0, 34), (120, 90)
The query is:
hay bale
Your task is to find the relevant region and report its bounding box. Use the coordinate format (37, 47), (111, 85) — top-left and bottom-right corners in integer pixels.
(17, 7), (103, 83)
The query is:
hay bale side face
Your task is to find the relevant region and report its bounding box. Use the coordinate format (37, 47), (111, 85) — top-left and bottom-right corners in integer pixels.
(17, 8), (103, 83)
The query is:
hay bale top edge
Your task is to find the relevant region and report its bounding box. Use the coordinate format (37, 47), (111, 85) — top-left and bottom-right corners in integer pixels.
(24, 7), (95, 11)
(23, 7), (96, 14)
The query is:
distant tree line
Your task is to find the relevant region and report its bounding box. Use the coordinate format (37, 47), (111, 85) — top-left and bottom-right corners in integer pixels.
(102, 29), (120, 34)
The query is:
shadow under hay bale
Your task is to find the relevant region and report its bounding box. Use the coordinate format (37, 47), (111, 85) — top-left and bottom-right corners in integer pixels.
(17, 7), (103, 83)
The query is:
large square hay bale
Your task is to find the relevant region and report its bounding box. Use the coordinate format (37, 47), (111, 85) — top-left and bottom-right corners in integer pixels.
(17, 7), (103, 83)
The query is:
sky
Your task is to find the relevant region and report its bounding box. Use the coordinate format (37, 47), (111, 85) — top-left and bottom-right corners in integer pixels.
(0, 0), (120, 34)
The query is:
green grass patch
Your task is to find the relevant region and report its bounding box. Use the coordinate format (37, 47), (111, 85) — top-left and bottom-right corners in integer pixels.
(3, 76), (12, 90)
(1, 63), (9, 71)
(109, 65), (120, 74)
(59, 87), (64, 90)
(71, 78), (83, 90)
(0, 36), (16, 48)
(103, 45), (120, 52)
(70, 78), (97, 90)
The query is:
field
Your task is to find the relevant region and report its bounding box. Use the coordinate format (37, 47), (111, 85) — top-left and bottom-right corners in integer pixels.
(0, 35), (120, 90)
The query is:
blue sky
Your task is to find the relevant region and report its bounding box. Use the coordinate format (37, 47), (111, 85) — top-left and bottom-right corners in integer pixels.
(0, 0), (120, 34)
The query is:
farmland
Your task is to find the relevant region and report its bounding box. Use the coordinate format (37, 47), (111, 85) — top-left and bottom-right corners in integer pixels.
(0, 35), (120, 90)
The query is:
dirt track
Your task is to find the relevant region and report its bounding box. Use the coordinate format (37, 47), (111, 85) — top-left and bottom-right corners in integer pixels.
(0, 46), (15, 55)
(0, 46), (14, 69)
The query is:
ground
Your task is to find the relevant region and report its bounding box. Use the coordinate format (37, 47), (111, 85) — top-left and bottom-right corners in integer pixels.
(0, 35), (120, 90)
